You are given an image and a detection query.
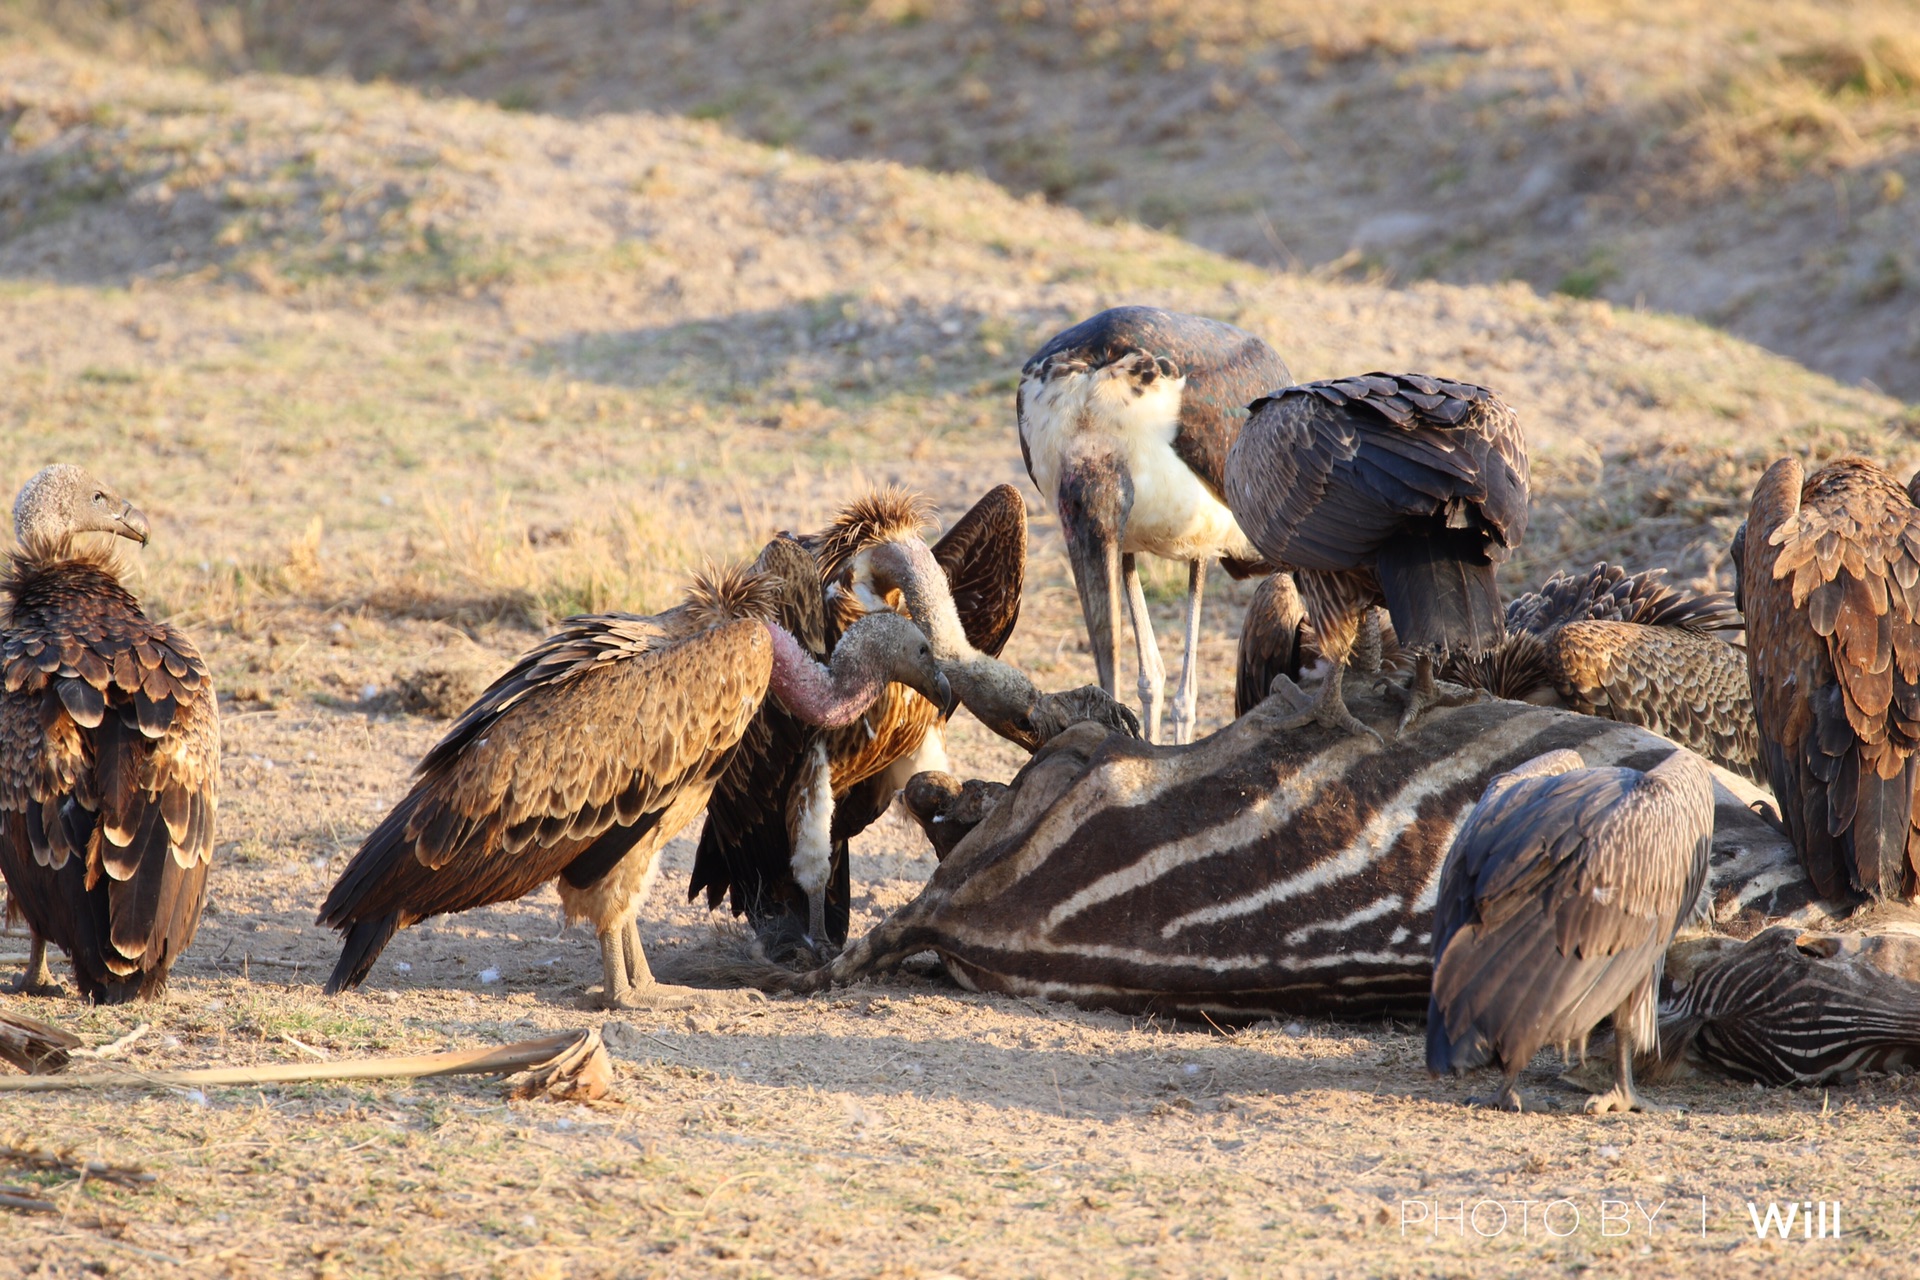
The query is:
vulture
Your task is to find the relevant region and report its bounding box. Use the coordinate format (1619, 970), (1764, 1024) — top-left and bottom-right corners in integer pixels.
(1734, 455), (1920, 903)
(317, 542), (952, 1008)
(688, 487), (1026, 957)
(1018, 307), (1292, 744)
(0, 464), (219, 1003)
(1445, 562), (1761, 781)
(1427, 747), (1713, 1113)
(1224, 373), (1529, 738)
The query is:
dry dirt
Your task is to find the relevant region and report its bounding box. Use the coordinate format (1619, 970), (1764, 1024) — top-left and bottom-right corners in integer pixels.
(0, 28), (1916, 1280)
(9, 0), (1920, 398)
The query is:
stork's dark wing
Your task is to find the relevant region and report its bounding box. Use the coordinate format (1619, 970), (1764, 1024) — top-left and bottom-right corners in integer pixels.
(1508, 563), (1744, 640)
(1546, 621), (1762, 782)
(1428, 752), (1709, 1074)
(321, 607), (770, 991)
(1226, 373), (1529, 573)
(932, 484), (1026, 658)
(1234, 572), (1309, 718)
(1745, 456), (1920, 902)
(0, 566), (217, 1003)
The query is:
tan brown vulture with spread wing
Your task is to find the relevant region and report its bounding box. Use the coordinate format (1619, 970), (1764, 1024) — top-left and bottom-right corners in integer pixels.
(0, 464), (218, 1003)
(688, 487), (1023, 957)
(319, 541), (951, 1007)
(1444, 563), (1761, 781)
(1225, 373), (1529, 738)
(1428, 747), (1713, 1113)
(1735, 456), (1920, 904)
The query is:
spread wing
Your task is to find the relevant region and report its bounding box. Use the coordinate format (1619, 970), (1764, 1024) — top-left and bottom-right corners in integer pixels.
(1546, 621), (1763, 782)
(1234, 572), (1308, 718)
(321, 606), (771, 990)
(932, 484), (1026, 658)
(0, 570), (217, 1003)
(1428, 752), (1712, 1073)
(1746, 456), (1920, 901)
(1226, 373), (1529, 573)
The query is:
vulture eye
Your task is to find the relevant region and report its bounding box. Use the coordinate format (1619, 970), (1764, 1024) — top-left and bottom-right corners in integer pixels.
(93, 492), (107, 505)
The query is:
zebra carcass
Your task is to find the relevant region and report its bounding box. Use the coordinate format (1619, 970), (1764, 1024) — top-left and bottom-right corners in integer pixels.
(778, 686), (1920, 1086)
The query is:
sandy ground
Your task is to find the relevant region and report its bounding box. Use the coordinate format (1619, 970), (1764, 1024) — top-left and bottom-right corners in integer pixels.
(0, 35), (1915, 1279)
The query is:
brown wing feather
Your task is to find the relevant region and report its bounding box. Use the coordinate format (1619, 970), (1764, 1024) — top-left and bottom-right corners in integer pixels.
(0, 546), (217, 1003)
(319, 605), (771, 986)
(1747, 456), (1920, 902)
(932, 485), (1026, 658)
(1547, 621), (1763, 782)
(1234, 572), (1308, 718)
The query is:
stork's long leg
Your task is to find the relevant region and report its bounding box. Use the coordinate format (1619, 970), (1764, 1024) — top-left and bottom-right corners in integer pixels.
(1168, 558), (1208, 745)
(8, 934), (62, 997)
(1122, 553), (1167, 744)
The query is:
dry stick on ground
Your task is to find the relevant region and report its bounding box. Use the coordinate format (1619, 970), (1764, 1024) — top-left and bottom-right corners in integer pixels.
(0, 1029), (602, 1094)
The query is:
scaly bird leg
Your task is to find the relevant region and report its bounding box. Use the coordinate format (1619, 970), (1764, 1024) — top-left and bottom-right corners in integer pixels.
(590, 920), (762, 1012)
(8, 934), (64, 998)
(1468, 1072), (1539, 1113)
(1122, 553), (1167, 745)
(1168, 558), (1208, 746)
(1585, 1022), (1661, 1115)
(1264, 662), (1383, 745)
(1387, 653), (1484, 736)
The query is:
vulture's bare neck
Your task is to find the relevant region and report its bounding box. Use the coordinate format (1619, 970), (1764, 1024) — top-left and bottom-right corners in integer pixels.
(766, 623), (889, 728)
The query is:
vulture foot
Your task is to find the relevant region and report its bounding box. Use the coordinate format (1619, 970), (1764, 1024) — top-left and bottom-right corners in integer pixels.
(1382, 655), (1485, 736)
(1265, 666), (1382, 745)
(1466, 1081), (1543, 1113)
(8, 940), (64, 998)
(1583, 1085), (1661, 1115)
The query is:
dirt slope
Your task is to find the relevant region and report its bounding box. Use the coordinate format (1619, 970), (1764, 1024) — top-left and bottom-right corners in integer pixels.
(9, 0), (1920, 398)
(0, 37), (1915, 1279)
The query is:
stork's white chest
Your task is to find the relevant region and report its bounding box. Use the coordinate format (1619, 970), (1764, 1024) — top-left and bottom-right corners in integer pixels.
(1019, 366), (1257, 562)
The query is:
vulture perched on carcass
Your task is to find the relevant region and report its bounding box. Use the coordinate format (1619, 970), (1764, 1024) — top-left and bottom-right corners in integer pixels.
(1018, 306), (1292, 744)
(1427, 747), (1713, 1113)
(0, 463), (219, 1003)
(1225, 373), (1529, 738)
(317, 540), (951, 1008)
(1735, 455), (1920, 904)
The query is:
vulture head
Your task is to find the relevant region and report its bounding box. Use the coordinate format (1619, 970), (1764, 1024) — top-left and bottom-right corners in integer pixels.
(12, 464), (150, 549)
(836, 609), (957, 719)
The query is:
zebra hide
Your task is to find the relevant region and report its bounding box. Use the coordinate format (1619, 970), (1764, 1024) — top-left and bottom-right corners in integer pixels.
(780, 686), (1920, 1084)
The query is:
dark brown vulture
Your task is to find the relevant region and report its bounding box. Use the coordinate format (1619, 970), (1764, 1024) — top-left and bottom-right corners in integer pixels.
(1445, 563), (1761, 782)
(318, 542), (951, 1008)
(1224, 373), (1529, 738)
(1018, 307), (1291, 744)
(689, 487), (1023, 958)
(1427, 747), (1713, 1112)
(1735, 455), (1920, 903)
(0, 464), (218, 1003)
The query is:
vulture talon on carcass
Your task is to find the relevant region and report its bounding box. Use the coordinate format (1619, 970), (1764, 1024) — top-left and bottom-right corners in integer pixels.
(1225, 372), (1529, 742)
(1019, 307), (1292, 744)
(689, 487), (1022, 963)
(317, 537), (951, 1009)
(1427, 747), (1714, 1117)
(1736, 456), (1920, 904)
(0, 464), (219, 1004)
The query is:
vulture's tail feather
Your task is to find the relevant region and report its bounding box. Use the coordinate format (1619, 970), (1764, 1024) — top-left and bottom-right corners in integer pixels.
(1376, 531), (1504, 658)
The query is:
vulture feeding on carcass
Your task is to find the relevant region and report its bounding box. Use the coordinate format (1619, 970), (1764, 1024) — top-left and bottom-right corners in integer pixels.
(1018, 306), (1292, 743)
(1735, 455), (1920, 904)
(317, 540), (952, 1008)
(1427, 747), (1713, 1113)
(1224, 373), (1529, 738)
(1442, 562), (1761, 782)
(0, 464), (219, 1003)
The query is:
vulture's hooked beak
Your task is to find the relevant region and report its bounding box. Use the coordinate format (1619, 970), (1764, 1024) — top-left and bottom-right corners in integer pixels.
(933, 669), (958, 721)
(116, 502), (150, 546)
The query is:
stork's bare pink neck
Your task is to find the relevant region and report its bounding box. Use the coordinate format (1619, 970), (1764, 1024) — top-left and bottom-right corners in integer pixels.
(765, 623), (887, 728)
